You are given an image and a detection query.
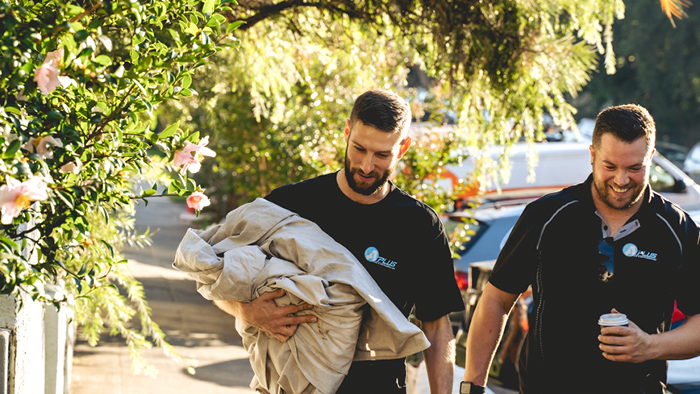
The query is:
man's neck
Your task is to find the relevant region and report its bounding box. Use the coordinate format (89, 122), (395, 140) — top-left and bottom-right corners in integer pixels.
(336, 170), (389, 205)
(590, 182), (643, 236)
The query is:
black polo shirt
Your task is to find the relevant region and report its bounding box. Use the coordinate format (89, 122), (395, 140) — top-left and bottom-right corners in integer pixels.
(490, 174), (700, 394)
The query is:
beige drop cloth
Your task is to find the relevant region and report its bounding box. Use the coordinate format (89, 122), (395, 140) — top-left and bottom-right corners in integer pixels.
(173, 198), (429, 394)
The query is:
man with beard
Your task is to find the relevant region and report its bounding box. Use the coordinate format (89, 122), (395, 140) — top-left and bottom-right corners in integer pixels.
(214, 89), (465, 394)
(460, 104), (700, 394)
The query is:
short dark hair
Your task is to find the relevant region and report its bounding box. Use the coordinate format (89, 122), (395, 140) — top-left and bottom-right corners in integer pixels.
(592, 104), (655, 152)
(349, 90), (411, 135)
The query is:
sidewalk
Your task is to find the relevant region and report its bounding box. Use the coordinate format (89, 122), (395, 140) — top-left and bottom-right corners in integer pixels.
(70, 197), (256, 394)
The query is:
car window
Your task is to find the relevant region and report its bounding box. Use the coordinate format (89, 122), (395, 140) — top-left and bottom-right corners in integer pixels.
(691, 146), (700, 162)
(650, 161), (676, 193)
(445, 218), (488, 257)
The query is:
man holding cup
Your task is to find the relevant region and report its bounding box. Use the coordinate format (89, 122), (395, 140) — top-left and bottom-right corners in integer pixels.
(461, 104), (700, 394)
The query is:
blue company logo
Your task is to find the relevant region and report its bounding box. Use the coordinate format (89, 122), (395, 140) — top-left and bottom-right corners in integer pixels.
(622, 243), (638, 257)
(364, 247), (379, 262)
(364, 246), (398, 269)
(623, 243), (657, 261)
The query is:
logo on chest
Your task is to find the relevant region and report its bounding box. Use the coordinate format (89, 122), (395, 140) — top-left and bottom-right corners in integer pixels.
(622, 243), (657, 261)
(364, 247), (398, 270)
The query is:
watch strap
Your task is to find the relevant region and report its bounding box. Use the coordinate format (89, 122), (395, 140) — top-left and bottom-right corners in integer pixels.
(460, 381), (486, 394)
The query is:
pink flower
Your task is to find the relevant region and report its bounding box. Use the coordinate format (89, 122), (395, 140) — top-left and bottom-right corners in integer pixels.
(0, 177), (49, 225)
(186, 192), (210, 211)
(34, 48), (65, 96)
(172, 136), (216, 175)
(59, 162), (80, 174)
(34, 63), (61, 95)
(24, 136), (63, 159)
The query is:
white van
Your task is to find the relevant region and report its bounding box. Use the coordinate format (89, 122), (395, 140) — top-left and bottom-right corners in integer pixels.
(442, 141), (700, 213)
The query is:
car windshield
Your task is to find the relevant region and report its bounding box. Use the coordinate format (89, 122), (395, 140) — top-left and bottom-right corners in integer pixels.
(444, 217), (488, 257)
(447, 211), (523, 267)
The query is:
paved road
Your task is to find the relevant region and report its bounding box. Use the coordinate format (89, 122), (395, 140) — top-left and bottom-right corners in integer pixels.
(70, 197), (256, 394)
(69, 196), (518, 394)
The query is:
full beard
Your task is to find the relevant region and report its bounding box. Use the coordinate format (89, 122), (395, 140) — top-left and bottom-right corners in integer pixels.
(344, 151), (393, 196)
(593, 178), (646, 210)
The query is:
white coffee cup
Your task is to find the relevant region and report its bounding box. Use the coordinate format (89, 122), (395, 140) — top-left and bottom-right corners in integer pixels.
(598, 313), (629, 328)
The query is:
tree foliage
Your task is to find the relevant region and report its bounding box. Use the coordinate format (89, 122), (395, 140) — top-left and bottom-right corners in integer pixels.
(576, 0), (700, 147)
(0, 0), (233, 372)
(163, 0), (624, 219)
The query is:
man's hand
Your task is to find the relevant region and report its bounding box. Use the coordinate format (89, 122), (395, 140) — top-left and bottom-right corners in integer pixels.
(599, 319), (654, 363)
(215, 289), (317, 343)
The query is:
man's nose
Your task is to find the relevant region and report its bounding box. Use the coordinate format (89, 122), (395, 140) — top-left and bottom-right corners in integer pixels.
(615, 170), (629, 186)
(361, 154), (374, 173)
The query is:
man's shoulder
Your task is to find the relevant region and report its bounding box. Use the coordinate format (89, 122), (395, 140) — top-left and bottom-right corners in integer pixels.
(524, 181), (587, 217)
(388, 185), (441, 223)
(648, 190), (700, 235)
(266, 173), (336, 199)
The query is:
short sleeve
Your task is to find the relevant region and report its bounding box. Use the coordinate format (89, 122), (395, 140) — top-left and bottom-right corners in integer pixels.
(489, 202), (543, 295)
(413, 215), (465, 322)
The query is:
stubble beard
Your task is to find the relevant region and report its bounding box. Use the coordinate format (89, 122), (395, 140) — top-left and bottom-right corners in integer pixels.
(593, 176), (646, 210)
(344, 150), (393, 196)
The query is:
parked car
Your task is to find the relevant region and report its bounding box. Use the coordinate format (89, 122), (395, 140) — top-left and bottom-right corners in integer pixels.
(655, 141), (688, 170)
(684, 141), (700, 183)
(443, 142), (700, 212)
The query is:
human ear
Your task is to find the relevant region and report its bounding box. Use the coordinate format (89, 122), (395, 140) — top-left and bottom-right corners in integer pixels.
(397, 135), (412, 158)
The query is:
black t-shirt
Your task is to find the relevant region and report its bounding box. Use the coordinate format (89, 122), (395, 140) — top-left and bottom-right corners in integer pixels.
(265, 172), (465, 322)
(490, 175), (700, 394)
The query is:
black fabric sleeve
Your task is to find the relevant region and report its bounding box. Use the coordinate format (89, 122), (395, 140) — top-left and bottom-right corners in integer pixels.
(413, 213), (465, 322)
(675, 215), (700, 316)
(489, 202), (544, 295)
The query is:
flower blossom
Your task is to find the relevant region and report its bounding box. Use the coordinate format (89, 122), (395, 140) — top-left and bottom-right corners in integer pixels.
(172, 136), (216, 175)
(34, 48), (65, 96)
(0, 177), (49, 225)
(186, 192), (210, 211)
(59, 161), (80, 174)
(24, 136), (63, 159)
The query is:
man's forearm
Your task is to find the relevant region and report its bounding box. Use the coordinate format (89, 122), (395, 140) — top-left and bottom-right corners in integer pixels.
(214, 299), (244, 318)
(650, 313), (700, 360)
(463, 283), (519, 386)
(422, 315), (455, 394)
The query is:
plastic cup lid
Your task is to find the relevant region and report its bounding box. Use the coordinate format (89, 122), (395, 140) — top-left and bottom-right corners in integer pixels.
(598, 313), (629, 326)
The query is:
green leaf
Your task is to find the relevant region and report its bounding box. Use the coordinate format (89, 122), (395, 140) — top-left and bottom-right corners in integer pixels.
(73, 30), (89, 42)
(206, 14), (226, 27)
(186, 131), (200, 143)
(3, 107), (21, 116)
(100, 240), (115, 259)
(133, 80), (149, 96)
(0, 236), (19, 251)
(47, 111), (64, 120)
(167, 181), (180, 194)
(4, 139), (21, 159)
(97, 35), (113, 51)
(185, 22), (199, 36)
(160, 120), (180, 139)
(99, 205), (110, 225)
(202, 0), (215, 14)
(130, 49), (140, 62)
(182, 74), (192, 89)
(179, 88), (192, 97)
(226, 20), (245, 34)
(143, 189), (157, 196)
(94, 55), (112, 65)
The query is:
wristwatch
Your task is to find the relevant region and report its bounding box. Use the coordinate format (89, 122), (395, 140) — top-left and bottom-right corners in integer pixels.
(460, 381), (486, 394)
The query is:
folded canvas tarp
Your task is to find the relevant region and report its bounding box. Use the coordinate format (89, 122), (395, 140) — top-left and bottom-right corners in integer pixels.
(173, 198), (430, 394)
